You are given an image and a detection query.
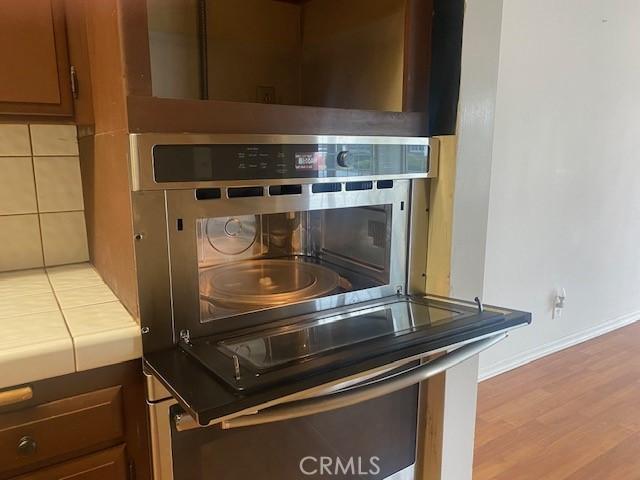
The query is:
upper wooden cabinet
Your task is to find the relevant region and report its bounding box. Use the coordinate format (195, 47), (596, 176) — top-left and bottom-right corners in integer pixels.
(0, 0), (73, 118)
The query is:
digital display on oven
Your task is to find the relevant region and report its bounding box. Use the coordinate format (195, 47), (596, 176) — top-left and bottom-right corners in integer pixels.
(294, 152), (326, 171)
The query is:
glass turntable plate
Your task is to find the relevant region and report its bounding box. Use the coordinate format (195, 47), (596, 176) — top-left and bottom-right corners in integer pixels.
(200, 258), (340, 307)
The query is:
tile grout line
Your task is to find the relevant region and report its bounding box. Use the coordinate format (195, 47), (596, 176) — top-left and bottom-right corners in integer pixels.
(27, 123), (47, 270)
(62, 298), (120, 311)
(0, 209), (85, 218)
(44, 265), (79, 372)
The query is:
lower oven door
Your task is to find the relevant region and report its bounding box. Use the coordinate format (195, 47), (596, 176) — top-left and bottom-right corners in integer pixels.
(150, 381), (418, 480)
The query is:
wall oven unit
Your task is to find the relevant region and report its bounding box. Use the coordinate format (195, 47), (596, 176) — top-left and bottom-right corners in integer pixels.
(130, 134), (530, 480)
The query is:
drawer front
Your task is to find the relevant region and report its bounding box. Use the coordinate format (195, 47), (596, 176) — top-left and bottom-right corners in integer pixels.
(11, 445), (128, 480)
(0, 387), (124, 475)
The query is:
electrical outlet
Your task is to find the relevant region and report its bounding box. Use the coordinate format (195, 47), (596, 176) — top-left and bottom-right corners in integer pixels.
(553, 288), (566, 319)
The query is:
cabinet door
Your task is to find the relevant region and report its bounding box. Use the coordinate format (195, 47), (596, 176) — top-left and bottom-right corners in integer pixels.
(0, 0), (73, 117)
(10, 446), (128, 480)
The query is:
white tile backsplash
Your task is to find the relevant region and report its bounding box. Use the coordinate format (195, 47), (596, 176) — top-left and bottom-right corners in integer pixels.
(0, 215), (44, 271)
(0, 124), (31, 156)
(40, 212), (90, 266)
(0, 156), (38, 215)
(34, 156), (84, 212)
(29, 124), (79, 156)
(0, 123), (88, 272)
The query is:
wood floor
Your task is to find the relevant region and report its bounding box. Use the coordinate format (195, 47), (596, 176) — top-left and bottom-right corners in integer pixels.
(474, 321), (640, 480)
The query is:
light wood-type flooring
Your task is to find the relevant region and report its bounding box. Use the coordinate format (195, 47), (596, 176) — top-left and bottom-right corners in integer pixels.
(474, 321), (640, 479)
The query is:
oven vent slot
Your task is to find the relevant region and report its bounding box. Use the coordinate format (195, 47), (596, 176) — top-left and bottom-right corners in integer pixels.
(195, 188), (222, 200)
(345, 181), (373, 191)
(377, 180), (394, 189)
(312, 183), (342, 193)
(269, 184), (302, 196)
(227, 186), (264, 198)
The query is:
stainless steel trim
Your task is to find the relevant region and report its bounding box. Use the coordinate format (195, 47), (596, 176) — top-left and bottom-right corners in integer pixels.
(149, 398), (175, 480)
(129, 134), (437, 191)
(172, 332), (507, 431)
(133, 191), (175, 353)
(145, 370), (172, 402)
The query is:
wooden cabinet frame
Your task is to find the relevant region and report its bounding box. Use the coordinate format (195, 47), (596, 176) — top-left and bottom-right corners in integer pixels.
(0, 361), (150, 480)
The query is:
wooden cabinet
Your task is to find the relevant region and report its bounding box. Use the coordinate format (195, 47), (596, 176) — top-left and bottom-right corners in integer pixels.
(0, 388), (124, 475)
(0, 0), (73, 117)
(0, 361), (150, 480)
(11, 446), (128, 480)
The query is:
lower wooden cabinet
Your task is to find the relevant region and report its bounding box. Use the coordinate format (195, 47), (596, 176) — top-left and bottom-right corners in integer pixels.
(0, 361), (149, 480)
(0, 387), (124, 474)
(11, 446), (128, 480)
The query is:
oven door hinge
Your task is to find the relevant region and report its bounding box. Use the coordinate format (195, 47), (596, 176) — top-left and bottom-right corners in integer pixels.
(179, 329), (192, 346)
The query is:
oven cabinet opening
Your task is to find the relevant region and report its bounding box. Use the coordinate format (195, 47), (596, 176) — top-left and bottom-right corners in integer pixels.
(197, 204), (392, 321)
(165, 181), (410, 339)
(151, 384), (418, 480)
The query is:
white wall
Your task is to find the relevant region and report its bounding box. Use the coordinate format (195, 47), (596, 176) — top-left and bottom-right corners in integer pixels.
(478, 0), (640, 377)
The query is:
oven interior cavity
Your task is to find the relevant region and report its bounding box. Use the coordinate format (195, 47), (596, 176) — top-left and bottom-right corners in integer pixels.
(197, 204), (392, 321)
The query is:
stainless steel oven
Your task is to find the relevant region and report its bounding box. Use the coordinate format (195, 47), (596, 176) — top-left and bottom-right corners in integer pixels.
(130, 134), (530, 479)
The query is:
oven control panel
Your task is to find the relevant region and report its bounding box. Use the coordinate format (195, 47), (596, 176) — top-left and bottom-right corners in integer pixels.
(152, 143), (430, 183)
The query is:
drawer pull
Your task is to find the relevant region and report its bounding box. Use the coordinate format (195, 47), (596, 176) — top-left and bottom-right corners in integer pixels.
(17, 436), (37, 456)
(0, 386), (33, 407)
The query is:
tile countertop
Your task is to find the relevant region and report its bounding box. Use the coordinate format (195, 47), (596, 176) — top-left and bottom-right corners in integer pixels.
(0, 263), (141, 389)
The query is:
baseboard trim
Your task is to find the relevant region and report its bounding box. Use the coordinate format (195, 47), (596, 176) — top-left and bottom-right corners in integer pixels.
(478, 311), (640, 381)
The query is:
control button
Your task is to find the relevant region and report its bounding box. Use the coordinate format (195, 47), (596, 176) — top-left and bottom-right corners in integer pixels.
(337, 151), (350, 168)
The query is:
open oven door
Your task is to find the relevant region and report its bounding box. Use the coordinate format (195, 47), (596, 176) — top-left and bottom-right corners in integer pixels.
(144, 295), (530, 428)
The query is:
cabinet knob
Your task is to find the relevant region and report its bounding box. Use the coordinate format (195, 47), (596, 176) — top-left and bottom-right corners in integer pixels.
(17, 436), (37, 456)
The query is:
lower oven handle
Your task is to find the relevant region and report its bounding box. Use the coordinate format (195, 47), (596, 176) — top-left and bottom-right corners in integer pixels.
(216, 332), (506, 429)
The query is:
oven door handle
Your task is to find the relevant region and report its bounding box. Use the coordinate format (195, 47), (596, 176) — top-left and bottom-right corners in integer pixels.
(172, 332), (505, 431)
(219, 332), (505, 429)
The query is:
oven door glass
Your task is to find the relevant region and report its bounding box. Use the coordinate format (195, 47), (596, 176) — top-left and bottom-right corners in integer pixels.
(211, 300), (466, 380)
(162, 383), (418, 480)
